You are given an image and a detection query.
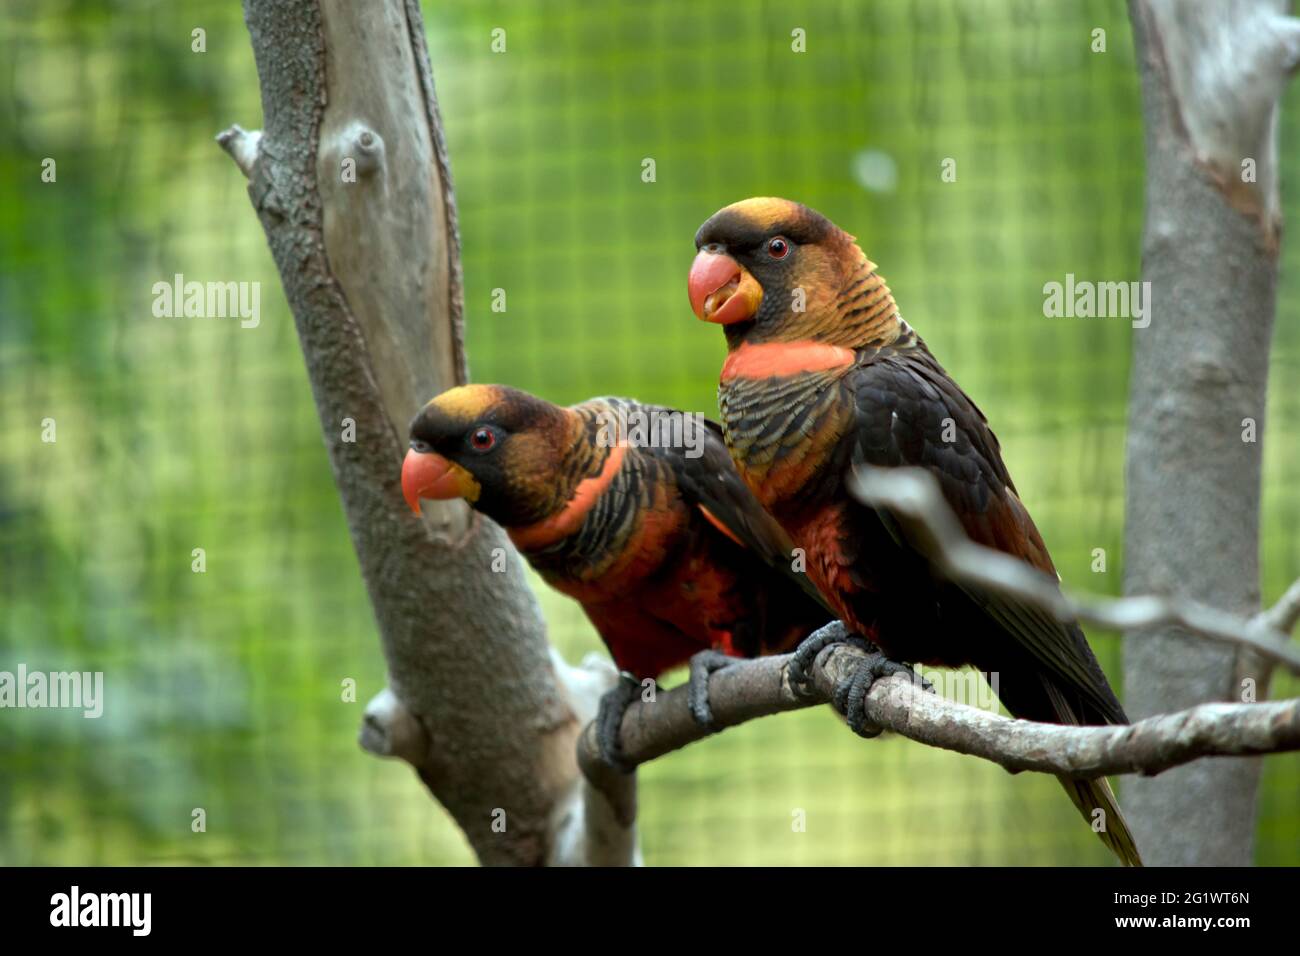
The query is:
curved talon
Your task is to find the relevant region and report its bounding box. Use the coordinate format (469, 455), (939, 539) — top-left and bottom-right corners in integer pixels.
(834, 649), (922, 737)
(915, 669), (936, 694)
(831, 662), (855, 713)
(788, 620), (851, 698)
(842, 665), (885, 738)
(789, 623), (922, 734)
(594, 673), (644, 774)
(687, 649), (735, 732)
(881, 659), (933, 696)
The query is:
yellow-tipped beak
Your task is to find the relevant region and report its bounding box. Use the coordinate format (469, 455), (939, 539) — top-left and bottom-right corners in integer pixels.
(401, 449), (481, 512)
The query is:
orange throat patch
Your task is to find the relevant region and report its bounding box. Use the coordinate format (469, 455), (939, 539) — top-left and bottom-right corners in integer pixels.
(508, 443), (628, 551)
(720, 340), (856, 381)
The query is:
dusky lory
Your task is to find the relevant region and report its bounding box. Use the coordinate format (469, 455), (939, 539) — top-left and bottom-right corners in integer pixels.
(687, 197), (1141, 866)
(402, 384), (832, 768)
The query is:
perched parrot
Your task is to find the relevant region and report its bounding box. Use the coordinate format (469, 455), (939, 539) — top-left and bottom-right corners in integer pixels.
(686, 197), (1142, 866)
(402, 384), (832, 768)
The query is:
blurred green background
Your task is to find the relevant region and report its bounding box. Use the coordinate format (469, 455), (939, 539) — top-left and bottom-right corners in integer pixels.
(1, 0), (1297, 865)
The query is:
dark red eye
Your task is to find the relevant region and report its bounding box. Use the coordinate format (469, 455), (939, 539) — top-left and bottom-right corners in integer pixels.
(767, 237), (789, 259)
(470, 428), (495, 451)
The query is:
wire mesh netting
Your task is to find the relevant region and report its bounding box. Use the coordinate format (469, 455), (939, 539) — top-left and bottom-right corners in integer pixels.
(0, 0), (1297, 865)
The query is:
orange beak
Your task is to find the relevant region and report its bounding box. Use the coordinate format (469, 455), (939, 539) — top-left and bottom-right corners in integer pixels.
(401, 449), (480, 513)
(688, 250), (763, 325)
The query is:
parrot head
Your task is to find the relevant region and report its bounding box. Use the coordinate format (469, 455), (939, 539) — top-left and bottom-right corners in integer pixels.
(403, 384), (577, 526)
(688, 197), (899, 349)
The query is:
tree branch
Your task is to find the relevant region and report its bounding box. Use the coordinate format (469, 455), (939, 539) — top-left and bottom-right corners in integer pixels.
(578, 643), (1300, 783)
(1125, 0), (1295, 865)
(580, 464), (1300, 812)
(849, 467), (1300, 677)
(223, 0), (636, 866)
(1257, 577), (1300, 636)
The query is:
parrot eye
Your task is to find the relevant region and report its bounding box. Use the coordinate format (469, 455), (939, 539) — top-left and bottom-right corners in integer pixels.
(766, 237), (790, 259)
(469, 427), (496, 452)
(410, 439), (432, 454)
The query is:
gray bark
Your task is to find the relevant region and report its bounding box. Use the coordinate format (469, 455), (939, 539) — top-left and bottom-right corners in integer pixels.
(220, 0), (634, 866)
(579, 644), (1300, 791)
(1124, 0), (1299, 865)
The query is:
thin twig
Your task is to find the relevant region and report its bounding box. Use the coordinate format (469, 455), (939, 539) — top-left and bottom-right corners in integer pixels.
(848, 466), (1300, 676)
(1257, 577), (1300, 636)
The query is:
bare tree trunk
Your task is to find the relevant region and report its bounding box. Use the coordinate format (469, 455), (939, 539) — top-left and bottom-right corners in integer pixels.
(219, 0), (635, 866)
(1124, 0), (1299, 865)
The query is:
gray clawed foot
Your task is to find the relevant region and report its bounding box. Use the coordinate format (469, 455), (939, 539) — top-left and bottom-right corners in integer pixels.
(687, 649), (736, 732)
(595, 673), (647, 774)
(787, 621), (929, 737)
(788, 620), (852, 698)
(832, 649), (928, 738)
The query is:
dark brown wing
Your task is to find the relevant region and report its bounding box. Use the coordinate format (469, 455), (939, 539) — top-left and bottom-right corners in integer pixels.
(663, 422), (834, 614)
(597, 397), (832, 613)
(846, 344), (1126, 725)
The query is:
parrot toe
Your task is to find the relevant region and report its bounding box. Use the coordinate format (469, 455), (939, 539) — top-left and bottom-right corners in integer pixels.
(594, 673), (646, 774)
(833, 646), (931, 737)
(787, 620), (853, 698)
(787, 621), (929, 735)
(686, 649), (736, 732)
